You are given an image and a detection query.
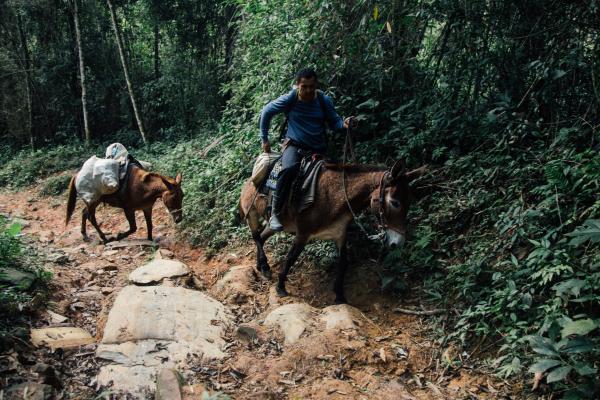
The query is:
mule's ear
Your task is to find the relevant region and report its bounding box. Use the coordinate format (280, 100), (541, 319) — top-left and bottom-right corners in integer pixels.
(405, 165), (428, 182)
(161, 176), (175, 190)
(390, 159), (406, 179)
(175, 173), (182, 184)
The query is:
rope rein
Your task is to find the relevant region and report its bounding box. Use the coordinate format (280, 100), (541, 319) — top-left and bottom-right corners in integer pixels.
(341, 125), (386, 243)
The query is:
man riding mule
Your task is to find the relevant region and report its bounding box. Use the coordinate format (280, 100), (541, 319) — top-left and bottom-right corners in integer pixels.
(259, 68), (356, 231)
(242, 68), (427, 303)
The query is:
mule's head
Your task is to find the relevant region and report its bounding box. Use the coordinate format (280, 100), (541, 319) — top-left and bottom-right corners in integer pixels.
(161, 173), (184, 223)
(371, 161), (427, 247)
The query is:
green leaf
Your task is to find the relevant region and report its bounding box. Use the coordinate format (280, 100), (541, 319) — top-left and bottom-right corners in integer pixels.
(528, 359), (561, 373)
(561, 338), (596, 354)
(546, 365), (572, 383)
(6, 223), (22, 237)
(553, 279), (586, 297)
(356, 99), (380, 110)
(528, 335), (559, 356)
(381, 275), (394, 290)
(574, 363), (597, 376)
(566, 219), (600, 246)
(552, 69), (567, 80)
(561, 319), (598, 338)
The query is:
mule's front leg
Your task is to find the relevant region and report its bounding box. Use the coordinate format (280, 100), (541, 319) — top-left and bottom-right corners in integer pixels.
(277, 236), (307, 297)
(334, 238), (349, 304)
(143, 208), (153, 241)
(115, 209), (137, 241)
(252, 231), (271, 279)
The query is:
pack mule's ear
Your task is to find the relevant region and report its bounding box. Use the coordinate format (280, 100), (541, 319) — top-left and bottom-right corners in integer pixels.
(161, 176), (175, 190)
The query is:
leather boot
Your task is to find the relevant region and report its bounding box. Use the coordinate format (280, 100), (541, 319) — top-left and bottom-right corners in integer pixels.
(269, 193), (284, 231)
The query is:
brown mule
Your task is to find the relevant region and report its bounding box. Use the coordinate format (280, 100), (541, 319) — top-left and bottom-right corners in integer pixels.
(65, 166), (183, 243)
(240, 160), (426, 303)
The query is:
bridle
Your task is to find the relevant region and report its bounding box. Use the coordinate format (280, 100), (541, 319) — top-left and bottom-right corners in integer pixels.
(375, 170), (391, 231)
(167, 208), (182, 217)
(341, 125), (392, 243)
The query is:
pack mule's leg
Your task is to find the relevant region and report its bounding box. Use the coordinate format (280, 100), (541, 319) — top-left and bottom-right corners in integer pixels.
(143, 208), (153, 240)
(116, 208), (137, 241)
(81, 208), (90, 241)
(87, 205), (109, 243)
(334, 236), (349, 304)
(277, 235), (307, 296)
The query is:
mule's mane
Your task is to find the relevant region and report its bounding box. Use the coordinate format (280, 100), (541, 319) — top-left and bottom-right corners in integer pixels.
(324, 163), (387, 173)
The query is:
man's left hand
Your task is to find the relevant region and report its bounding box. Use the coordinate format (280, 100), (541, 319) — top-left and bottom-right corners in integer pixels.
(344, 116), (358, 129)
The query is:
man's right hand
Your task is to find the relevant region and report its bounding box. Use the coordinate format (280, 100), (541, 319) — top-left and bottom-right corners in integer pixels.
(262, 141), (271, 153)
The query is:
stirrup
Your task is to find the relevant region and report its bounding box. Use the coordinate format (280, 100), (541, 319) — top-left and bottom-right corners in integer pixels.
(269, 214), (283, 232)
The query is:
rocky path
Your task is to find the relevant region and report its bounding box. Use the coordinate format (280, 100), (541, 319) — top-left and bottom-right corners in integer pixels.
(0, 184), (513, 399)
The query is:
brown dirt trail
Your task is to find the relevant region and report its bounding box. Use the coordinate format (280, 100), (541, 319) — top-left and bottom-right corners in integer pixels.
(0, 181), (516, 399)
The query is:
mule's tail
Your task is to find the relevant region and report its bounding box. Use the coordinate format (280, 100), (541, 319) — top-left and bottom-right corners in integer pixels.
(65, 175), (77, 226)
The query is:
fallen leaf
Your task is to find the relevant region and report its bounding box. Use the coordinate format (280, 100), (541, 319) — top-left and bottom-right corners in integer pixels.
(379, 348), (387, 363)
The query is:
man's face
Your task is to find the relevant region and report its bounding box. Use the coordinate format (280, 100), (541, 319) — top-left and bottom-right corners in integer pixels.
(297, 77), (317, 101)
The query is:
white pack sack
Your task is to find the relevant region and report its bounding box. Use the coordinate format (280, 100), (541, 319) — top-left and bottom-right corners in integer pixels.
(251, 152), (280, 187)
(75, 156), (121, 204)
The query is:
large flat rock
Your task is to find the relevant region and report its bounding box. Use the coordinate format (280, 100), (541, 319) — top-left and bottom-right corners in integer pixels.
(128, 259), (189, 284)
(31, 327), (94, 350)
(100, 285), (232, 355)
(264, 303), (366, 346)
(212, 265), (255, 304)
(97, 285), (232, 396)
(97, 365), (156, 398)
(320, 304), (365, 331)
(264, 303), (318, 345)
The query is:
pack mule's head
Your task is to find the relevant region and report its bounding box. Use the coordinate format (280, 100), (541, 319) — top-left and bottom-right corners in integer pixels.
(161, 173), (183, 223)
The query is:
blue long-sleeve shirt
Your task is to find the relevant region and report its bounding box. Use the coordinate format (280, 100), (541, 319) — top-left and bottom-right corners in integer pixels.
(259, 89), (344, 151)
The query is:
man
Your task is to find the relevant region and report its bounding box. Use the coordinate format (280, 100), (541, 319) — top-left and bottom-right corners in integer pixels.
(259, 68), (355, 231)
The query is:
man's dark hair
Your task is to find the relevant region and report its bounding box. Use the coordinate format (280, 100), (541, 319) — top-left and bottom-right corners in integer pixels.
(296, 68), (317, 82)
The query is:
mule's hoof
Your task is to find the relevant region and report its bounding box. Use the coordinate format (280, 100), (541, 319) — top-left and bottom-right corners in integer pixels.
(82, 235), (91, 243)
(276, 286), (288, 297)
(334, 296), (348, 305)
(103, 236), (116, 244)
(260, 267), (272, 280)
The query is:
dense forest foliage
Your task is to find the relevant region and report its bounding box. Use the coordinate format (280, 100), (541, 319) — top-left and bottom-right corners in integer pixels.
(1, 0), (599, 397)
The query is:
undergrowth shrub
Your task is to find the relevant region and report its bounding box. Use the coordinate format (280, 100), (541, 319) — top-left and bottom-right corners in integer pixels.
(0, 144), (100, 189)
(0, 217), (51, 315)
(39, 174), (73, 197)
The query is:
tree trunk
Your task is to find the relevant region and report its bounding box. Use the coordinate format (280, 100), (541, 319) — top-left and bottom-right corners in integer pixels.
(72, 0), (91, 146)
(106, 0), (148, 145)
(16, 13), (33, 150)
(154, 23), (160, 79)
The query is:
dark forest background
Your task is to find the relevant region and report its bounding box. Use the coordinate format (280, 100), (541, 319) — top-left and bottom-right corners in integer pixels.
(1, 1), (599, 396)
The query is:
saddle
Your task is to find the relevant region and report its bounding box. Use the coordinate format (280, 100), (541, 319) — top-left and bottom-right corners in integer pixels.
(116, 155), (146, 198)
(261, 153), (325, 213)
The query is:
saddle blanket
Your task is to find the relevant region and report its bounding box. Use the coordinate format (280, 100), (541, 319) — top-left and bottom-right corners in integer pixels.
(264, 157), (325, 213)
